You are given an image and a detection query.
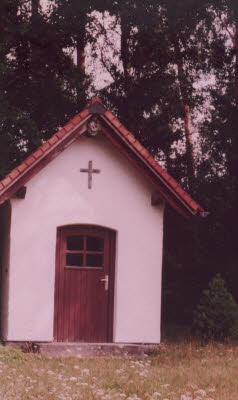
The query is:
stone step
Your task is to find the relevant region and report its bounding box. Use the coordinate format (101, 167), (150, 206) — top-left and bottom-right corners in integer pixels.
(39, 342), (160, 358)
(5, 342), (160, 358)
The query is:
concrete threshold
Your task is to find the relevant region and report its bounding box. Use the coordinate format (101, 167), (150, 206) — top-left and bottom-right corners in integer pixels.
(4, 341), (161, 358)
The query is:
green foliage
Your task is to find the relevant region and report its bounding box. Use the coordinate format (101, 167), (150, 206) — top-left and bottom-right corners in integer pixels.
(193, 274), (238, 342)
(0, 0), (88, 178)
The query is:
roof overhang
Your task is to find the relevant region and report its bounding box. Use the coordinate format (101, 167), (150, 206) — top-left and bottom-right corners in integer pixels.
(0, 97), (204, 218)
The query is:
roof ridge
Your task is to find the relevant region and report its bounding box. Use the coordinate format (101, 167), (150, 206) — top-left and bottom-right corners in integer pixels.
(0, 97), (204, 216)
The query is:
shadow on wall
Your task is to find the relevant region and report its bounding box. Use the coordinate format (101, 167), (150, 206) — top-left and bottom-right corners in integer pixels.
(0, 200), (11, 340)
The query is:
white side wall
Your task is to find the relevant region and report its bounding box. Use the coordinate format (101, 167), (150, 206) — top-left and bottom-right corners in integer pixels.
(5, 134), (164, 343)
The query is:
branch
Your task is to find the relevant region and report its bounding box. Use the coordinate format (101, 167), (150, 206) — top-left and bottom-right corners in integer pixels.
(225, 26), (235, 45)
(100, 47), (120, 83)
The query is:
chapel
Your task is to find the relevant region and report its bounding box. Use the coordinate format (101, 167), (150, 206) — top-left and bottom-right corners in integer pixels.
(0, 97), (203, 345)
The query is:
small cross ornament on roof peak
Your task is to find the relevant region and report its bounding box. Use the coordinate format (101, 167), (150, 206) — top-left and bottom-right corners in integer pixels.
(80, 160), (100, 189)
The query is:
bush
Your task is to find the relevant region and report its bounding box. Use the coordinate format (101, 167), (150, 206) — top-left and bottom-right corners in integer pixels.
(193, 274), (238, 342)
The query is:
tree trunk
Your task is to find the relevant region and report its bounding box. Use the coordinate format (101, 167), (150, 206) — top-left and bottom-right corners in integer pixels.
(233, 7), (238, 175)
(121, 12), (131, 93)
(120, 11), (137, 133)
(226, 7), (238, 182)
(31, 0), (39, 17)
(30, 0), (40, 72)
(76, 10), (87, 110)
(231, 7), (238, 204)
(184, 104), (195, 175)
(174, 38), (195, 192)
(234, 8), (238, 105)
(0, 0), (19, 59)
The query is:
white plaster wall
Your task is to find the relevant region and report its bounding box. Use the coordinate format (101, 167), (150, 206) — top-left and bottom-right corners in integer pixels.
(6, 134), (164, 343)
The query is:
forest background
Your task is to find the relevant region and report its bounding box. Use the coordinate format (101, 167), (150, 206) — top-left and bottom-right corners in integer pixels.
(1, 0), (238, 337)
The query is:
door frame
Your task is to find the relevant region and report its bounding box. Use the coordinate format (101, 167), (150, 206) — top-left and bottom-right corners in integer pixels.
(53, 224), (116, 342)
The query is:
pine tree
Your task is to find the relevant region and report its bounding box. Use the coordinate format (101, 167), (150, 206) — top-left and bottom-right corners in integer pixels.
(193, 274), (238, 342)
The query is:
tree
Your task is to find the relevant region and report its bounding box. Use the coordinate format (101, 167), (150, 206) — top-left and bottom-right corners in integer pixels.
(193, 274), (238, 342)
(0, 0), (88, 177)
(196, 0), (238, 301)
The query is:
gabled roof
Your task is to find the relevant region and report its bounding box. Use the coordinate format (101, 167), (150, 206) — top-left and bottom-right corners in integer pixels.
(0, 97), (204, 217)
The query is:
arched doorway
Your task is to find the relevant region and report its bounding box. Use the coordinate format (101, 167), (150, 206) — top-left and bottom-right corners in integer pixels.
(54, 225), (116, 342)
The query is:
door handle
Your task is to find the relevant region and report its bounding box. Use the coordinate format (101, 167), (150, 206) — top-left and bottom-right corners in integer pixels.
(100, 274), (109, 291)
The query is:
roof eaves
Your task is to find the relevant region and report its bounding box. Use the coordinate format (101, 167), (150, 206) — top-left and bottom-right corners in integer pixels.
(0, 96), (204, 217)
(101, 111), (203, 215)
(0, 110), (91, 200)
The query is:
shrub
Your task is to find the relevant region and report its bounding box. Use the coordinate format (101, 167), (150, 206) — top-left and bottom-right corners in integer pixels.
(193, 274), (238, 342)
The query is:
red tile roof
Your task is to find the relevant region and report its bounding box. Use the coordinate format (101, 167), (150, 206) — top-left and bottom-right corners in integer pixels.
(0, 97), (203, 216)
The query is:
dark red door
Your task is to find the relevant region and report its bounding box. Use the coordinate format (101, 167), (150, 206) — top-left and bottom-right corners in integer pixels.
(54, 226), (115, 342)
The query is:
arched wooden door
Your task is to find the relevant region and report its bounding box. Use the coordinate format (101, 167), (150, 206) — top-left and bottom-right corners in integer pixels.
(54, 225), (116, 342)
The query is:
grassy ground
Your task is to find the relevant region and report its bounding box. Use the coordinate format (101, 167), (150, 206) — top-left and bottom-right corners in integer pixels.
(0, 342), (237, 400)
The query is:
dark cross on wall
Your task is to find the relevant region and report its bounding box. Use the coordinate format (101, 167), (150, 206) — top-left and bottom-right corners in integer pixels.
(80, 160), (100, 189)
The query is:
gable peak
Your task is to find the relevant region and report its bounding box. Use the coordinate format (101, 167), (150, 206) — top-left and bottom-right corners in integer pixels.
(88, 97), (106, 115)
(90, 96), (103, 105)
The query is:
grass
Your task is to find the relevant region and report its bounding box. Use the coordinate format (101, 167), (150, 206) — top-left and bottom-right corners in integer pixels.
(0, 342), (237, 399)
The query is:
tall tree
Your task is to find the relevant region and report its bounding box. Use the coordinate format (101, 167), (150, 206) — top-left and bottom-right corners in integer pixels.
(93, 1), (211, 187)
(0, 0), (25, 176)
(0, 0), (88, 177)
(196, 0), (238, 302)
(49, 0), (89, 110)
